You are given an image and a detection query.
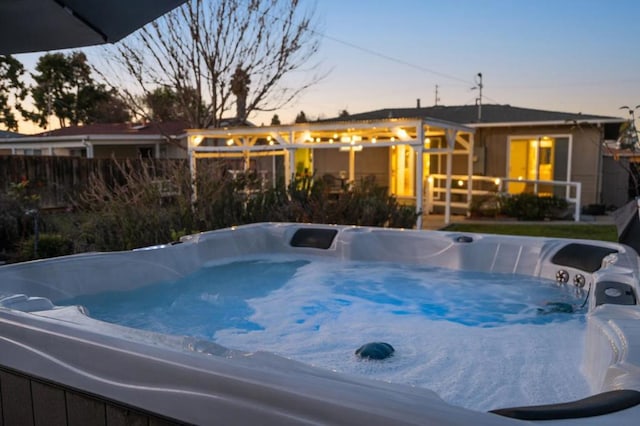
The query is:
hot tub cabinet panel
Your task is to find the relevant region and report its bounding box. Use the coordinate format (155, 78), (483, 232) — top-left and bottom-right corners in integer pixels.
(1, 222), (640, 425)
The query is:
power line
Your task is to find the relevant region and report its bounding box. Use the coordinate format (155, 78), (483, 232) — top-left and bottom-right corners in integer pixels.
(236, 0), (475, 87)
(317, 32), (473, 86)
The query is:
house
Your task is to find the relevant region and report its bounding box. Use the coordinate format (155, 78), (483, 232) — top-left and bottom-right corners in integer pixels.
(0, 121), (189, 159)
(327, 104), (625, 209)
(186, 104), (625, 226)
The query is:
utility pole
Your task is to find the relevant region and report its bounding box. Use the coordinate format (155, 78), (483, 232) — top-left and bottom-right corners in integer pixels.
(434, 85), (440, 106)
(473, 73), (483, 121)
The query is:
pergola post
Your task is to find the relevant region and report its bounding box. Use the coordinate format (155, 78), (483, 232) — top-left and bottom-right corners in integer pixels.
(85, 141), (94, 158)
(415, 123), (425, 230)
(444, 129), (456, 225)
(348, 148), (356, 185)
(284, 130), (295, 186)
(467, 133), (474, 216)
(243, 151), (250, 171)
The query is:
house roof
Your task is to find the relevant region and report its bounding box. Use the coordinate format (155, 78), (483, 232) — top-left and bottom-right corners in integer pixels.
(0, 130), (24, 138)
(326, 104), (624, 126)
(31, 121), (189, 137)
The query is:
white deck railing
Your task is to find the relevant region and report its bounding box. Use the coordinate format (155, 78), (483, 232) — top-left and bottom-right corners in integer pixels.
(424, 174), (582, 222)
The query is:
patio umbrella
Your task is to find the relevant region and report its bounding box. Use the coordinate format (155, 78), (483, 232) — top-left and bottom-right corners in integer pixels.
(0, 0), (186, 54)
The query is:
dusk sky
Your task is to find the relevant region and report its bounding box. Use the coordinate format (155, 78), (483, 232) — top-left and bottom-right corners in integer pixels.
(270, 0), (640, 125)
(14, 0), (640, 131)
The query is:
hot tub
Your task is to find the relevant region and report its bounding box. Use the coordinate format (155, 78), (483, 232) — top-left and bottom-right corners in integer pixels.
(1, 222), (640, 425)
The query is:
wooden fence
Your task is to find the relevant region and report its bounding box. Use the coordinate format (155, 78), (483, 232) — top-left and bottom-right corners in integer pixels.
(0, 156), (189, 208)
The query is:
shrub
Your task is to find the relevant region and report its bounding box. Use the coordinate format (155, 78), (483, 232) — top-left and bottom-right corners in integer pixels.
(501, 193), (569, 221)
(0, 193), (23, 253)
(76, 159), (196, 251)
(0, 179), (41, 254)
(195, 173), (420, 230)
(469, 194), (504, 218)
(17, 233), (74, 261)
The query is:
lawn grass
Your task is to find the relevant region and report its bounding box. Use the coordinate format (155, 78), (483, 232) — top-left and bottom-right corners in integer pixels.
(442, 223), (619, 242)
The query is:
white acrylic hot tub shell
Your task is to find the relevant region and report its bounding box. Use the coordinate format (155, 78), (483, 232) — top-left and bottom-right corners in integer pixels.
(1, 222), (640, 425)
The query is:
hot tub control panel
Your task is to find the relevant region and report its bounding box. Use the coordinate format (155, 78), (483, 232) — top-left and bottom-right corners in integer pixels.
(594, 281), (637, 307)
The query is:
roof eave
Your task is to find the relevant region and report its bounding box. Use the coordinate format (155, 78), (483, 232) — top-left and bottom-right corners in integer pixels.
(0, 134), (184, 144)
(469, 118), (625, 128)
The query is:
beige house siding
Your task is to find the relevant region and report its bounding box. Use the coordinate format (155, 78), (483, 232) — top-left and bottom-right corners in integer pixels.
(570, 127), (602, 205)
(313, 147), (389, 188)
(355, 146), (389, 185)
(473, 125), (602, 205)
(475, 128), (508, 178)
(313, 149), (349, 178)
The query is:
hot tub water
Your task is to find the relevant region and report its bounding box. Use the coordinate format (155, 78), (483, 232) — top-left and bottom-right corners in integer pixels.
(64, 256), (590, 411)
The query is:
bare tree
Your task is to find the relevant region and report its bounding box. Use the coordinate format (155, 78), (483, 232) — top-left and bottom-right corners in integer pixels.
(98, 0), (323, 129)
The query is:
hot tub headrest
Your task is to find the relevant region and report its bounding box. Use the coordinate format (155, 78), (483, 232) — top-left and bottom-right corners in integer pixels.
(551, 243), (618, 273)
(290, 228), (338, 249)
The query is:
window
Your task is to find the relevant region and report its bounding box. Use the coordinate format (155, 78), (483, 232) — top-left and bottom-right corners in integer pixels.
(508, 136), (570, 197)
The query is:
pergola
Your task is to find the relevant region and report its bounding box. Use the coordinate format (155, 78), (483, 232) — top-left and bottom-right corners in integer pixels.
(186, 117), (475, 229)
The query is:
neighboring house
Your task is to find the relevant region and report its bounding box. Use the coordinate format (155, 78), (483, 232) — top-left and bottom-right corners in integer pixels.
(0, 122), (189, 159)
(0, 130), (24, 140)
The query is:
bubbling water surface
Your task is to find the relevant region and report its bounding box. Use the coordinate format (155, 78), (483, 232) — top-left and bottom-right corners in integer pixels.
(64, 257), (590, 411)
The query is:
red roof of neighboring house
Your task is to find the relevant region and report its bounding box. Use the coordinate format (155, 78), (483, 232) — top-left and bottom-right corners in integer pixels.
(33, 121), (189, 137)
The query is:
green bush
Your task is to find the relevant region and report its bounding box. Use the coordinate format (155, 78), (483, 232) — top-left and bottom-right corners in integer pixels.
(17, 233), (74, 261)
(469, 194), (504, 218)
(0, 194), (23, 253)
(501, 193), (569, 221)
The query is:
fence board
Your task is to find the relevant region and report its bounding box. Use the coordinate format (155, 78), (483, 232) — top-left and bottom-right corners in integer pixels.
(0, 156), (188, 208)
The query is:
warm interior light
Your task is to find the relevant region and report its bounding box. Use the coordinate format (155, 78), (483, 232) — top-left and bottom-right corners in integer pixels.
(226, 139), (234, 146)
(391, 137), (396, 142)
(268, 140), (274, 146)
(396, 129), (409, 140)
(339, 145), (363, 152)
(340, 136), (351, 143)
(457, 180), (464, 187)
(427, 176), (434, 184)
(192, 135), (204, 145)
(371, 137), (377, 143)
(494, 178), (501, 186)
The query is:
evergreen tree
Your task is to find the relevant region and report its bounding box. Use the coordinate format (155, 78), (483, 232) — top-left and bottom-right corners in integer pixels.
(0, 55), (26, 131)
